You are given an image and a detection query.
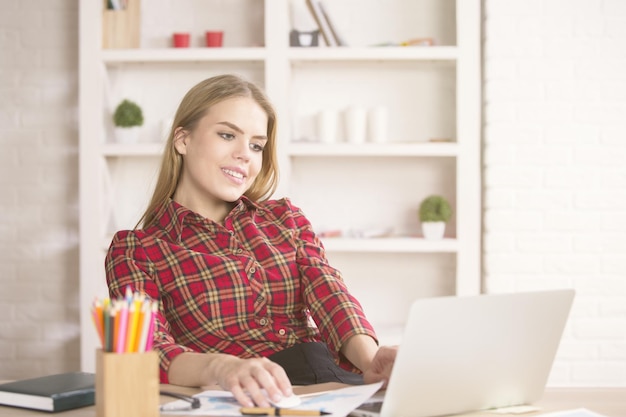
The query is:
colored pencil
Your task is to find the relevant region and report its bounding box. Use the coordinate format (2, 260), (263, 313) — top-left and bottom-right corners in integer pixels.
(107, 306), (117, 352)
(91, 299), (104, 347)
(144, 303), (157, 351)
(116, 300), (129, 353)
(125, 302), (138, 352)
(137, 300), (152, 352)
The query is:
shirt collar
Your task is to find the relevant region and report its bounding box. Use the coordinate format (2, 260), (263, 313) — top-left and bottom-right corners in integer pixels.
(155, 196), (262, 243)
(235, 194), (262, 212)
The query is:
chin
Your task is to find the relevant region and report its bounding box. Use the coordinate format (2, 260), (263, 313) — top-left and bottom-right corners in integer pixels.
(216, 184), (249, 203)
(220, 191), (245, 203)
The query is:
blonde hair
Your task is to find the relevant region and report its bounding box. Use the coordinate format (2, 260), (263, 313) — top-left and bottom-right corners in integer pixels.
(138, 74), (279, 229)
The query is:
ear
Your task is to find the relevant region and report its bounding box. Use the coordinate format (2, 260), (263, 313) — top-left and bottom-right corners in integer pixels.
(173, 127), (189, 155)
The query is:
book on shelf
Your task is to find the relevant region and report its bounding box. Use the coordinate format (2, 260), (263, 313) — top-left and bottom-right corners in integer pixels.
(305, 0), (347, 46)
(0, 372), (95, 412)
(317, 1), (348, 46)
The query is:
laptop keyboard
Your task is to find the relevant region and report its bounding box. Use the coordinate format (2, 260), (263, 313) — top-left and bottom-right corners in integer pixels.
(357, 401), (383, 413)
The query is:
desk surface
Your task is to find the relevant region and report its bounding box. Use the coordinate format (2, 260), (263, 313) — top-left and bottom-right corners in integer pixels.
(0, 384), (624, 417)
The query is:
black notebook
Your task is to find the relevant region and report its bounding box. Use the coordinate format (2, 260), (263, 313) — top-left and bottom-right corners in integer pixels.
(0, 372), (95, 412)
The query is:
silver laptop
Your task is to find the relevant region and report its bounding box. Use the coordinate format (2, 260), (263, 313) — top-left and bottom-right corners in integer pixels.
(352, 289), (575, 417)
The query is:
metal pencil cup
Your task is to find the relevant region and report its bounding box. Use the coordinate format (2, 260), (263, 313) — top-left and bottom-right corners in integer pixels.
(96, 349), (159, 417)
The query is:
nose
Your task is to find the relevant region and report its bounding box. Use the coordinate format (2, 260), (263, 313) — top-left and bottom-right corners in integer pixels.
(233, 140), (251, 162)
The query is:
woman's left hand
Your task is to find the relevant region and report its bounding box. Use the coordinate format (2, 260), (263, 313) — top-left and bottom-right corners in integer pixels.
(363, 345), (398, 387)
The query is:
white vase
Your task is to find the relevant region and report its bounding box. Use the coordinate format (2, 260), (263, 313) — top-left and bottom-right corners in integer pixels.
(114, 126), (140, 144)
(422, 221), (446, 240)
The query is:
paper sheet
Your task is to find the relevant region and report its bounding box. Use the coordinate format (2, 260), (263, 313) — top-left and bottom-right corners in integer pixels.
(535, 409), (608, 417)
(161, 382), (383, 417)
(488, 406), (611, 417)
(489, 405), (541, 414)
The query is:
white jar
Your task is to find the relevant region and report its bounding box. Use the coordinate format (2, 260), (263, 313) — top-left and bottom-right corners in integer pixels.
(368, 106), (388, 143)
(316, 110), (338, 143)
(344, 106), (367, 144)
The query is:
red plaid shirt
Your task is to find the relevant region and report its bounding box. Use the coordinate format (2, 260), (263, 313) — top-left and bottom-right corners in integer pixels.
(105, 197), (376, 383)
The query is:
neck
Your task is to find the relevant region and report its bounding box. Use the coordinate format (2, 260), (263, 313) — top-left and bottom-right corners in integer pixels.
(172, 191), (234, 223)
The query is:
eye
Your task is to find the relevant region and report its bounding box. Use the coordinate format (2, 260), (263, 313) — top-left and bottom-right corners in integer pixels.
(219, 132), (235, 141)
(250, 142), (265, 152)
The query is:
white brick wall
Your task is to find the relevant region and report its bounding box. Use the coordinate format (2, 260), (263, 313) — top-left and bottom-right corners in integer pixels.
(0, 0), (80, 379)
(484, 0), (626, 385)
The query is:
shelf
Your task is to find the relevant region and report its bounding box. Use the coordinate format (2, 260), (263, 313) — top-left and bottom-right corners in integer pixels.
(100, 236), (457, 254)
(320, 237), (458, 253)
(287, 46), (457, 62)
(101, 46), (456, 64)
(101, 143), (165, 157)
(101, 47), (267, 63)
(287, 142), (458, 157)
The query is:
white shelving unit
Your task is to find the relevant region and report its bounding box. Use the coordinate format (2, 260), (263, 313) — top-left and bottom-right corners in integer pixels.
(101, 48), (268, 63)
(79, 0), (481, 372)
(322, 237), (458, 253)
(287, 142), (459, 157)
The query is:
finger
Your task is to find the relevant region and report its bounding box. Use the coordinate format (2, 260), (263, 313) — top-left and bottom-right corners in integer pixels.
(363, 370), (380, 384)
(266, 361), (293, 397)
(241, 374), (270, 407)
(230, 384), (255, 408)
(249, 361), (288, 404)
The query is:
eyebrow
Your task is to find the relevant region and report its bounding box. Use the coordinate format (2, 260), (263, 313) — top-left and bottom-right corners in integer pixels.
(217, 121), (268, 141)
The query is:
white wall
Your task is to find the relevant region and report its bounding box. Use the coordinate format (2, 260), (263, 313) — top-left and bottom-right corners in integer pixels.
(483, 0), (626, 385)
(1, 0), (625, 386)
(0, 0), (80, 378)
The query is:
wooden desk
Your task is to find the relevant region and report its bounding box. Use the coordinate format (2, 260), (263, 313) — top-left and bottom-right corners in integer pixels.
(0, 385), (624, 417)
(532, 388), (626, 417)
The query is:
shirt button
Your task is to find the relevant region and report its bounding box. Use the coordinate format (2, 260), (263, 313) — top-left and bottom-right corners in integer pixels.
(259, 318), (268, 326)
(249, 267), (256, 274)
(236, 248), (243, 254)
(278, 328), (286, 336)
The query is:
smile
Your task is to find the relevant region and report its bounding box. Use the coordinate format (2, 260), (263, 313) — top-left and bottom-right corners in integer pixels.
(222, 168), (245, 180)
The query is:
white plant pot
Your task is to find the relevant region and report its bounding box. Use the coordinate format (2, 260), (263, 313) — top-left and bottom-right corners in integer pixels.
(422, 221), (446, 240)
(114, 126), (140, 144)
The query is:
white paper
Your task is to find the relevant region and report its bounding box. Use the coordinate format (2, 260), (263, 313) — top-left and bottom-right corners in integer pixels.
(489, 405), (541, 414)
(535, 409), (609, 417)
(161, 382), (384, 417)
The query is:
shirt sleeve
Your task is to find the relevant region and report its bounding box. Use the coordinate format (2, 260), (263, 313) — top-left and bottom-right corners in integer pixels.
(284, 199), (378, 366)
(104, 230), (195, 383)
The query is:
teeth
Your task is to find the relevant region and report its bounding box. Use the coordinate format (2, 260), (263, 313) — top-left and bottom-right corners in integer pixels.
(223, 169), (244, 179)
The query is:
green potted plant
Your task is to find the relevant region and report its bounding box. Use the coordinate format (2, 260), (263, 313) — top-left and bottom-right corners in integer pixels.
(418, 195), (452, 240)
(113, 99), (144, 143)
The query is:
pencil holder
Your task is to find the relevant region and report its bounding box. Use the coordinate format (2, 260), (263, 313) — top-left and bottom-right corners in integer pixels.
(95, 349), (159, 417)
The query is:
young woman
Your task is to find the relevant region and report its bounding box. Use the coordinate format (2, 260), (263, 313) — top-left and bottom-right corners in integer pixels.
(105, 74), (396, 407)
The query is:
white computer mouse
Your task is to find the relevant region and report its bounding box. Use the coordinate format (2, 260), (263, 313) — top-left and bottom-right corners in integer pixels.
(269, 393), (302, 408)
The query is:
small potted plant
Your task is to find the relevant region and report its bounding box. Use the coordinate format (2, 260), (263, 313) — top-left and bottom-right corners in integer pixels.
(418, 195), (452, 240)
(113, 99), (144, 143)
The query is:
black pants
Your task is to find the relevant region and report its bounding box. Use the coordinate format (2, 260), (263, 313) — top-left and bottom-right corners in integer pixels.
(268, 342), (364, 385)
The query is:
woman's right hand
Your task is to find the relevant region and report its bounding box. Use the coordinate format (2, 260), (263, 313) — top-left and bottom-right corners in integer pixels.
(206, 355), (294, 407)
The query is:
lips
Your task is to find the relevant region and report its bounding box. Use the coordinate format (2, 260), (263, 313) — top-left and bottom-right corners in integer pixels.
(222, 167), (246, 183)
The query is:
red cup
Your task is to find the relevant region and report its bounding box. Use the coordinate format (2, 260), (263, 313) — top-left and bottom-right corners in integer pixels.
(205, 31), (224, 47)
(173, 33), (190, 48)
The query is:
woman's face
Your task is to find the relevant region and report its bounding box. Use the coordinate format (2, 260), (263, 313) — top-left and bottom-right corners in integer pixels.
(173, 96), (268, 218)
